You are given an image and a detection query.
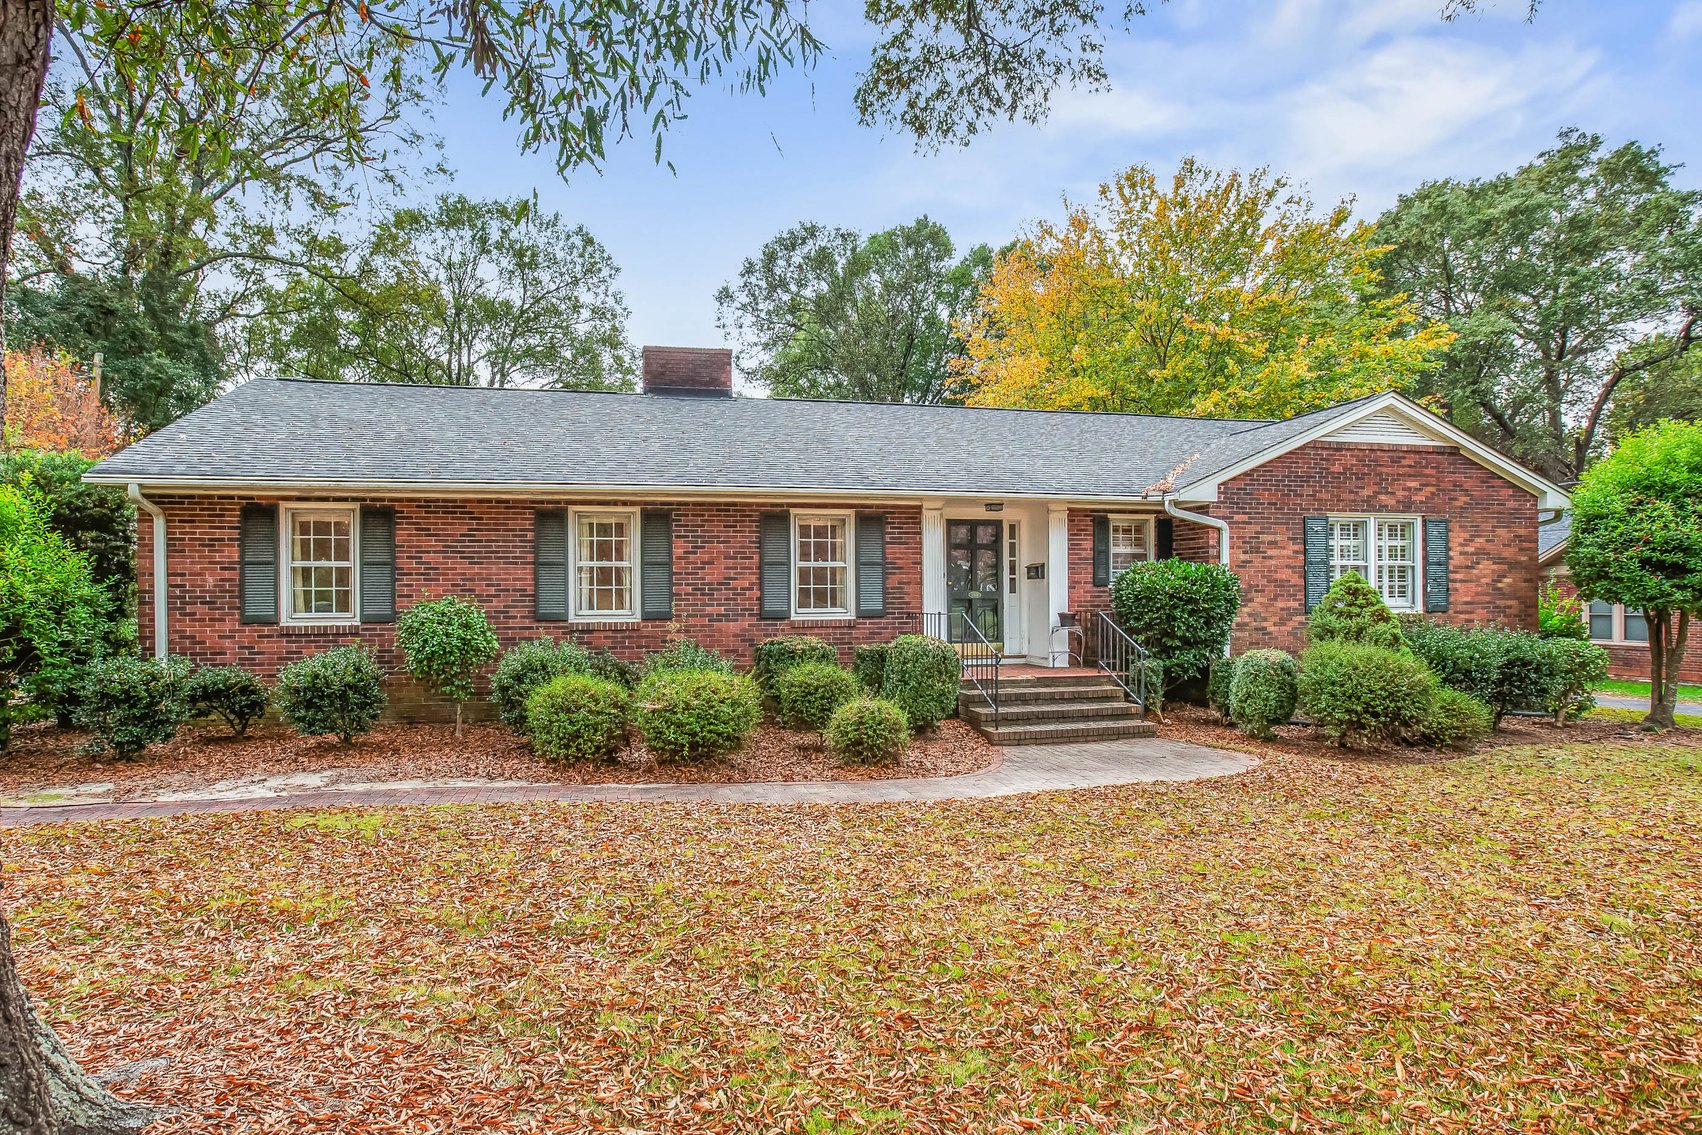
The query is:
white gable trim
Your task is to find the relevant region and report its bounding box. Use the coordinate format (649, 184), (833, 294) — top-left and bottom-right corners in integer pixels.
(1321, 409), (1436, 447)
(1170, 392), (1571, 510)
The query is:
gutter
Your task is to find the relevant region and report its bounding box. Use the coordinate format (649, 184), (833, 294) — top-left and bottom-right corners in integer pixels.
(127, 483), (168, 660)
(1164, 497), (1230, 567)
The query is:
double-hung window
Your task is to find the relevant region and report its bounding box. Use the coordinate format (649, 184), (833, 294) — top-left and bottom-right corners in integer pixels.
(573, 510), (637, 619)
(283, 506), (356, 622)
(1328, 516), (1421, 611)
(1587, 601), (1648, 644)
(1108, 517), (1151, 576)
(794, 513), (851, 617)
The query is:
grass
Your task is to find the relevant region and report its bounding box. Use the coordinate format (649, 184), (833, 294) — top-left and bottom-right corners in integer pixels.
(1593, 677), (1702, 702)
(1586, 706), (1702, 728)
(10, 739), (1702, 1133)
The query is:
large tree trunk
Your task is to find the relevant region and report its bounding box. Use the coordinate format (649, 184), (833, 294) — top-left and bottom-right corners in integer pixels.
(1, 911), (155, 1135)
(1646, 610), (1690, 732)
(0, 0), (54, 427)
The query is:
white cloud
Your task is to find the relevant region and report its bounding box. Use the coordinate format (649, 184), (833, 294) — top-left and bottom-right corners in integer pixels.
(1670, 1), (1702, 41)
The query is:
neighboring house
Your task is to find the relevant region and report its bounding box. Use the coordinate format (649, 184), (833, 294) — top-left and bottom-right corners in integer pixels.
(1540, 513), (1702, 682)
(87, 346), (1569, 716)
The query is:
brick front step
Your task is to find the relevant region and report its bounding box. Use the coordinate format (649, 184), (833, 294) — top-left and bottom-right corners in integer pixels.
(958, 668), (1149, 744)
(974, 719), (1158, 745)
(961, 698), (1140, 725)
(963, 681), (1128, 706)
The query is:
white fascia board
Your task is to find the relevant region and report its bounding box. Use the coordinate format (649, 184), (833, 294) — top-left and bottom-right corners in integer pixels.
(1168, 392), (1572, 510)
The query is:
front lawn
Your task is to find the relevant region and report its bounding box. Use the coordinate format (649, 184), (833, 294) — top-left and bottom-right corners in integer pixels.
(10, 740), (1702, 1133)
(1593, 677), (1702, 702)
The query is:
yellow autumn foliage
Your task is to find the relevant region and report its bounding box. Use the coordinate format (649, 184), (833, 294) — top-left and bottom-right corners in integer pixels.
(953, 159), (1454, 417)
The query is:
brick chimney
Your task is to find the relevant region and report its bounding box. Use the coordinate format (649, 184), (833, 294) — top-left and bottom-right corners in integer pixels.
(641, 346), (734, 397)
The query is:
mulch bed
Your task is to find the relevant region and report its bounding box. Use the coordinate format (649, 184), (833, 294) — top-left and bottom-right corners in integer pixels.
(1158, 702), (1702, 765)
(0, 718), (997, 802)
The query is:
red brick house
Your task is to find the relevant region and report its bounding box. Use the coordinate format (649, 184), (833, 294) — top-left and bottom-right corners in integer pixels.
(1539, 515), (1702, 682)
(87, 346), (1570, 712)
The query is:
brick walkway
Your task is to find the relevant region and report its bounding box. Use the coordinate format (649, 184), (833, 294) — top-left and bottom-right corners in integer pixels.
(0, 739), (1250, 827)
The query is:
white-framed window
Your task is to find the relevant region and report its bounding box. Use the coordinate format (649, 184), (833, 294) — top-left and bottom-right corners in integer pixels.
(572, 509), (639, 620)
(1328, 515), (1422, 611)
(1587, 600), (1649, 644)
(793, 512), (852, 617)
(1108, 515), (1153, 576)
(282, 505), (357, 623)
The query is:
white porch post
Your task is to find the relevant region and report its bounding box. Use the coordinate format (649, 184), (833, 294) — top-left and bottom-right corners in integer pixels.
(921, 501), (947, 622)
(1046, 503), (1070, 666)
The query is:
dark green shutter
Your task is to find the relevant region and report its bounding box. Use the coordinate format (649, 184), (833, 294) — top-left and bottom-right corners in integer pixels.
(535, 509), (568, 621)
(759, 511), (791, 620)
(1091, 515), (1110, 586)
(358, 506), (396, 623)
(1424, 517), (1450, 613)
(1155, 517), (1175, 560)
(640, 509), (674, 620)
(1303, 516), (1331, 612)
(239, 504), (279, 624)
(855, 512), (887, 617)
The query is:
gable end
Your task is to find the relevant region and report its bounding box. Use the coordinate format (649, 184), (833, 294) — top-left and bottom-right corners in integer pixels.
(1322, 410), (1438, 447)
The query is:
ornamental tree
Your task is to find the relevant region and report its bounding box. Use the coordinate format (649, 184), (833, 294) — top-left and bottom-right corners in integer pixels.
(1566, 421), (1702, 729)
(396, 596), (500, 740)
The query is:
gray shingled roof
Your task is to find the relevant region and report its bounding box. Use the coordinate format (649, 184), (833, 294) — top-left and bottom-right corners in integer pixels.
(1538, 511), (1571, 560)
(87, 378), (1380, 500)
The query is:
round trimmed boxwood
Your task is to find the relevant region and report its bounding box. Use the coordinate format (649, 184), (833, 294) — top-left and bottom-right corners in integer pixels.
(274, 644), (387, 744)
(182, 664), (269, 738)
(825, 697), (911, 765)
(1227, 649), (1298, 739)
(878, 634), (962, 731)
(526, 673), (631, 762)
(488, 637), (593, 734)
(634, 669), (763, 762)
(775, 661), (860, 733)
(1405, 685), (1494, 749)
(753, 635), (839, 694)
(1298, 640), (1435, 749)
(74, 654), (192, 759)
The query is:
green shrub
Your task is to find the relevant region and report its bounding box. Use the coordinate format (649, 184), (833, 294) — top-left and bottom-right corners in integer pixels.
(1405, 686), (1494, 749)
(1308, 572), (1404, 650)
(775, 661), (860, 732)
(1403, 619), (1497, 700)
(852, 643), (888, 694)
(1298, 641), (1436, 749)
(587, 648), (640, 689)
(488, 637), (593, 733)
(1479, 627), (1567, 727)
(634, 669), (763, 762)
(1, 449), (136, 612)
(825, 697), (911, 765)
(753, 635), (839, 694)
(1206, 657), (1234, 721)
(73, 654), (191, 759)
(182, 664), (269, 738)
(274, 645), (387, 744)
(526, 673), (631, 762)
(1538, 576), (1589, 640)
(396, 596), (499, 735)
(1544, 637), (1610, 724)
(879, 634), (962, 730)
(1109, 560), (1241, 685)
(1227, 649), (1298, 739)
(1131, 655), (1166, 718)
(643, 636), (734, 677)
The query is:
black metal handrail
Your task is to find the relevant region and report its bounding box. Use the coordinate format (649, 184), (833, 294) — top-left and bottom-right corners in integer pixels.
(1089, 610), (1154, 717)
(949, 609), (1002, 725)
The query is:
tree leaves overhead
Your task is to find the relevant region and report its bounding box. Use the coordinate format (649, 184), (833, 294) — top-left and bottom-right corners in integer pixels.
(1376, 130), (1702, 485)
(715, 217), (992, 403)
(955, 159), (1452, 417)
(252, 193), (636, 390)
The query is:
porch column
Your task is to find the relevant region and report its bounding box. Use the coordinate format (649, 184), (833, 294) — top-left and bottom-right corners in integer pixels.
(1047, 503), (1070, 665)
(921, 501), (947, 617)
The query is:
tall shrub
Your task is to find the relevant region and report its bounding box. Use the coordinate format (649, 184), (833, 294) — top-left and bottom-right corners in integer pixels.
(489, 637), (594, 734)
(879, 634), (961, 731)
(1307, 572), (1403, 650)
(74, 655), (192, 759)
(1403, 619), (1498, 704)
(1, 450), (135, 612)
(275, 645), (387, 744)
(1568, 420), (1702, 729)
(1298, 641), (1436, 749)
(753, 635), (838, 694)
(642, 635), (734, 677)
(1537, 576), (1588, 640)
(1109, 560), (1241, 685)
(395, 596), (499, 739)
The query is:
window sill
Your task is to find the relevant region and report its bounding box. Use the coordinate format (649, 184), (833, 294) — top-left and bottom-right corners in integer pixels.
(790, 613), (853, 624)
(570, 616), (641, 628)
(280, 622), (362, 635)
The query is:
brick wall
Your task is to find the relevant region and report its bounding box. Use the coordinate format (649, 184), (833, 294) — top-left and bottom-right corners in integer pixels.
(1065, 441), (1541, 656)
(1548, 572), (1702, 682)
(139, 495), (922, 720)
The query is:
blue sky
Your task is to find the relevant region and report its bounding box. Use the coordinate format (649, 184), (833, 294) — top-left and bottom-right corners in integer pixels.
(427, 0), (1702, 360)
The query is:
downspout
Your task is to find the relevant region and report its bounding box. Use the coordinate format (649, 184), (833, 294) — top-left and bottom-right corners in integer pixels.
(127, 484), (168, 660)
(1163, 496), (1230, 567)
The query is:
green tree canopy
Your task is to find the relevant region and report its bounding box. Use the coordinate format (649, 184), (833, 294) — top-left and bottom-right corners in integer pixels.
(1376, 130), (1702, 485)
(252, 195), (635, 390)
(715, 217), (992, 403)
(1567, 420), (1702, 728)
